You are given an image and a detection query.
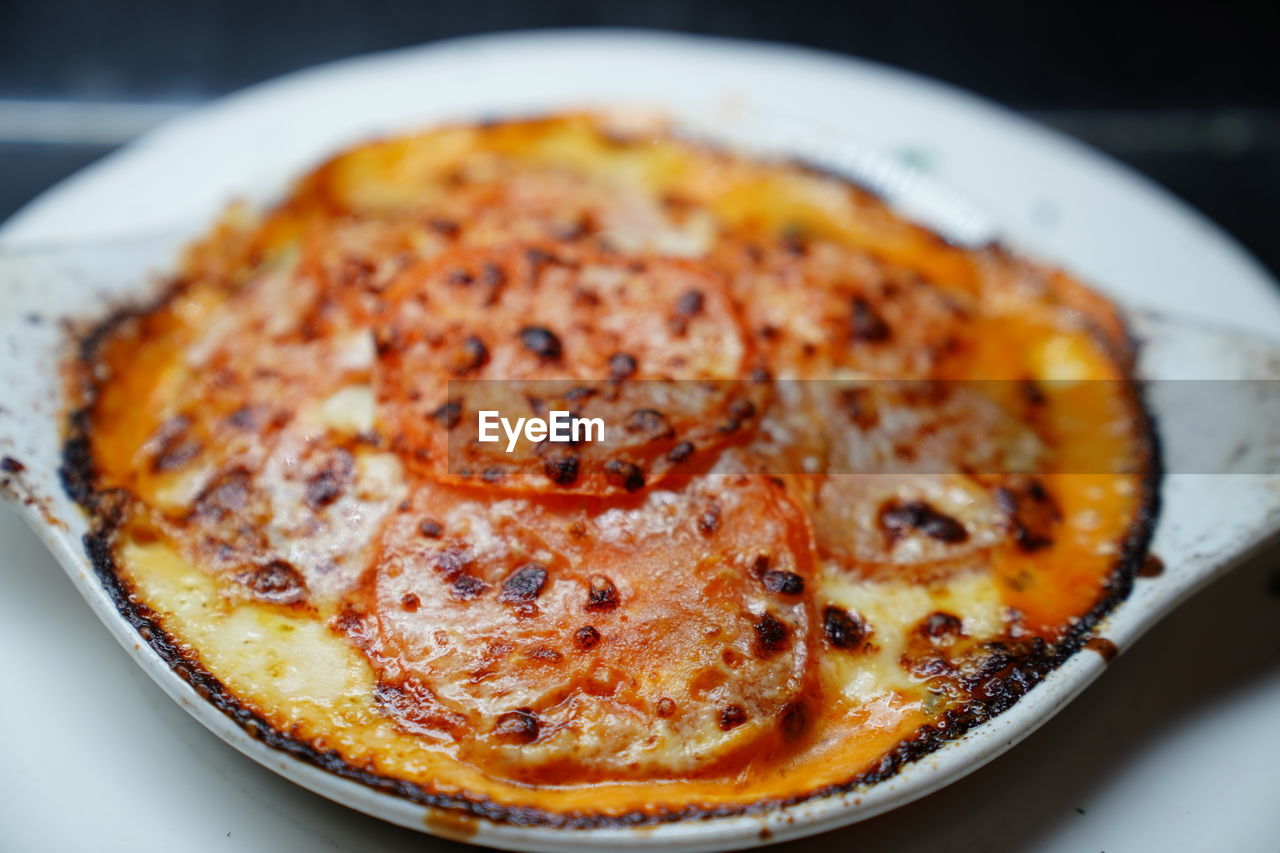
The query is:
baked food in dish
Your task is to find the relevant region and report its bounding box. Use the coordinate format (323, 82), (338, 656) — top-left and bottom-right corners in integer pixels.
(63, 113), (1156, 824)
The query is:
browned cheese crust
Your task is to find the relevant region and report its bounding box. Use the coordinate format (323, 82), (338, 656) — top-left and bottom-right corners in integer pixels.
(63, 114), (1157, 825)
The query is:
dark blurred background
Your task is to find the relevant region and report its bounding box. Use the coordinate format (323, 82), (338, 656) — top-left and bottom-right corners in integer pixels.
(2, 0), (1277, 275)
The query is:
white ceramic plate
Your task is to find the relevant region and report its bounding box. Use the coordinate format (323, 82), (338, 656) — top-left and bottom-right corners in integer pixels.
(2, 30), (1279, 853)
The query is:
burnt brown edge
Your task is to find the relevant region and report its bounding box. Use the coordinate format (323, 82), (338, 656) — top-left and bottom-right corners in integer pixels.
(56, 124), (1162, 830)
(58, 310), (1162, 831)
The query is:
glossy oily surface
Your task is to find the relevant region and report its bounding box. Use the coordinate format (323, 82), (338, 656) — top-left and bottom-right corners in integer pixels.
(65, 114), (1152, 823)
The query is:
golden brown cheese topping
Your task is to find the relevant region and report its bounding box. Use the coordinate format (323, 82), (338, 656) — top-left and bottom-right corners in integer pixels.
(66, 113), (1155, 824)
(355, 449), (814, 783)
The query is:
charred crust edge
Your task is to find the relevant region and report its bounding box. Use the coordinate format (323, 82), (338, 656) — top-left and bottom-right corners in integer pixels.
(56, 126), (1163, 832)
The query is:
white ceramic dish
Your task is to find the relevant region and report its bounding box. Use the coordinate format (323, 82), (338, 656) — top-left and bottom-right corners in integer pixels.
(2, 30), (1279, 853)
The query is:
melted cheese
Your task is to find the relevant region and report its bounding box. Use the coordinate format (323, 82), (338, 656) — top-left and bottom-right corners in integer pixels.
(75, 113), (1152, 821)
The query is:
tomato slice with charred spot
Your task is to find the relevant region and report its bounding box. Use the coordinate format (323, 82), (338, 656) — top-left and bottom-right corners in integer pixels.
(715, 239), (972, 380)
(342, 450), (817, 783)
(374, 243), (765, 495)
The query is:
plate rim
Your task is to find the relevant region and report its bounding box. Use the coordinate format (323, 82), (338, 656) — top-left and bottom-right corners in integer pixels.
(2, 28), (1279, 853)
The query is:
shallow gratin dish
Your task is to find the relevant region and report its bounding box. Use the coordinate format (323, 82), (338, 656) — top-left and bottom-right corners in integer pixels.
(3, 33), (1280, 853)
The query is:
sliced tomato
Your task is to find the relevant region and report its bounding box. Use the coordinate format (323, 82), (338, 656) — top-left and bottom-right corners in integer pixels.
(341, 450), (817, 782)
(373, 243), (766, 494)
(746, 380), (1050, 583)
(714, 237), (972, 380)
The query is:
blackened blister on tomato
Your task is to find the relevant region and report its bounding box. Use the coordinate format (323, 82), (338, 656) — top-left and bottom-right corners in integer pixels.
(850, 296), (891, 342)
(667, 441), (695, 464)
(586, 575), (620, 611)
(608, 352), (638, 379)
(753, 611), (790, 656)
(519, 326), (563, 361)
(604, 459), (645, 492)
(432, 399), (463, 429)
(448, 335), (490, 375)
(762, 570), (805, 595)
(542, 452), (580, 486)
(451, 573), (489, 600)
(624, 408), (674, 439)
(675, 289), (705, 317)
(304, 449), (354, 510)
(500, 563), (548, 603)
(574, 625), (601, 650)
